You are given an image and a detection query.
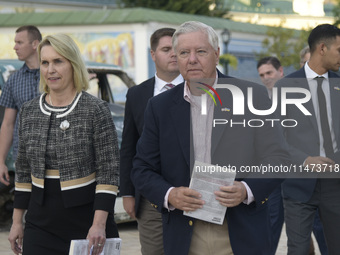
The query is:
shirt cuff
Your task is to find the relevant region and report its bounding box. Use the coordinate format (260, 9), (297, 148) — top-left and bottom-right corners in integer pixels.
(164, 187), (175, 211)
(241, 181), (254, 205)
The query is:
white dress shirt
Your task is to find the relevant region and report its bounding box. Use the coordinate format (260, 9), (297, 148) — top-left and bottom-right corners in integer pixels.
(304, 62), (338, 157)
(304, 62), (338, 156)
(164, 72), (254, 210)
(153, 73), (184, 96)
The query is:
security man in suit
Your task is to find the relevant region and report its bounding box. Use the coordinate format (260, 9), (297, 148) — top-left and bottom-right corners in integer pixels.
(119, 27), (183, 255)
(276, 23), (340, 254)
(257, 56), (285, 255)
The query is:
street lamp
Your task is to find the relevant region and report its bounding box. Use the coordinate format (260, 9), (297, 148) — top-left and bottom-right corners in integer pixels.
(221, 28), (231, 74)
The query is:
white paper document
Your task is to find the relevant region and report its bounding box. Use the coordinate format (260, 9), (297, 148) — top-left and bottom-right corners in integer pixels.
(69, 238), (121, 255)
(183, 161), (236, 225)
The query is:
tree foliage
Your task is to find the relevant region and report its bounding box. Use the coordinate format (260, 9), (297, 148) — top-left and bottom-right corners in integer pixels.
(118, 0), (228, 17)
(14, 7), (35, 13)
(256, 24), (311, 70)
(333, 0), (340, 26)
(219, 53), (238, 70)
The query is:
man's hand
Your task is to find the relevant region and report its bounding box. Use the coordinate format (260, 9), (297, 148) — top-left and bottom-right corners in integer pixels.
(305, 156), (335, 171)
(168, 187), (204, 211)
(214, 181), (247, 207)
(0, 163), (10, 186)
(122, 197), (136, 219)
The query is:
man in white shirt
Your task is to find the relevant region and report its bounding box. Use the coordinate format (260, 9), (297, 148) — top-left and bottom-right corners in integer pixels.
(131, 21), (290, 255)
(119, 27), (183, 255)
(276, 23), (340, 254)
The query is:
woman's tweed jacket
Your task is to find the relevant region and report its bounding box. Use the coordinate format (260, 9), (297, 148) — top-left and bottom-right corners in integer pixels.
(14, 91), (119, 213)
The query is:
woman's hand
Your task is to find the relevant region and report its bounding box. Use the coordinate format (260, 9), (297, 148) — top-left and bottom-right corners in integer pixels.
(8, 222), (24, 254)
(86, 210), (108, 255)
(8, 209), (25, 255)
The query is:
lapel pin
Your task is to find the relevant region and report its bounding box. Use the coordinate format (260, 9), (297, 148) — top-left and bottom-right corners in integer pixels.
(334, 86), (340, 91)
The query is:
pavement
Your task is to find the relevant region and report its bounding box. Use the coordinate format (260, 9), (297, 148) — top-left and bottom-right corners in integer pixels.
(0, 220), (321, 255)
(0, 221), (141, 255)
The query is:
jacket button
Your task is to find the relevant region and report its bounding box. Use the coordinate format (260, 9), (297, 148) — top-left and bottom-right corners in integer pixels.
(189, 220), (193, 226)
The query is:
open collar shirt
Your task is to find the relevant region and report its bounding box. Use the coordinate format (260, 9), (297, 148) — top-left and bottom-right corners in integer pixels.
(164, 72), (253, 210)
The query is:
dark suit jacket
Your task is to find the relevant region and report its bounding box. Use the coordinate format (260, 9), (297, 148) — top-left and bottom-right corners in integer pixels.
(131, 71), (290, 255)
(119, 77), (155, 215)
(276, 68), (340, 202)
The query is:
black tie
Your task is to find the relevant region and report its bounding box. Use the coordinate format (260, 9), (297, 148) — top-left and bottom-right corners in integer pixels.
(315, 76), (334, 158)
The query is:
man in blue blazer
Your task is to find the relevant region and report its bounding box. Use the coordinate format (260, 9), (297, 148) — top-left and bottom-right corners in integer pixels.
(132, 21), (290, 255)
(257, 56), (285, 255)
(120, 28), (183, 255)
(276, 24), (340, 254)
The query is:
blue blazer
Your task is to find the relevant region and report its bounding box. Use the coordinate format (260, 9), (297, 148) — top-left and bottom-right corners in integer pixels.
(132, 72), (290, 255)
(276, 67), (340, 202)
(119, 77), (155, 215)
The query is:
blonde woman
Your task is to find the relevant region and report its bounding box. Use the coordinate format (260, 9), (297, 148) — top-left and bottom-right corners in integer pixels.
(8, 34), (119, 255)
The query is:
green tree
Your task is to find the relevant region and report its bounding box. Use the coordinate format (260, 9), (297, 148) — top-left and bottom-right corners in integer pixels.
(14, 7), (35, 13)
(256, 24), (311, 70)
(118, 0), (228, 17)
(333, 0), (340, 26)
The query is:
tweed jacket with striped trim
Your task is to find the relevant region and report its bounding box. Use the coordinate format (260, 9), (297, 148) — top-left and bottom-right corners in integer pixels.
(14, 91), (119, 212)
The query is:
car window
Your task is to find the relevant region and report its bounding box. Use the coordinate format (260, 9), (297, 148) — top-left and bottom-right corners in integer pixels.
(107, 74), (128, 104)
(88, 73), (101, 98)
(88, 72), (129, 105)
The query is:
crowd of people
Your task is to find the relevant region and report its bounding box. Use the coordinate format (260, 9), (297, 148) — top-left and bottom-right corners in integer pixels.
(0, 21), (339, 255)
